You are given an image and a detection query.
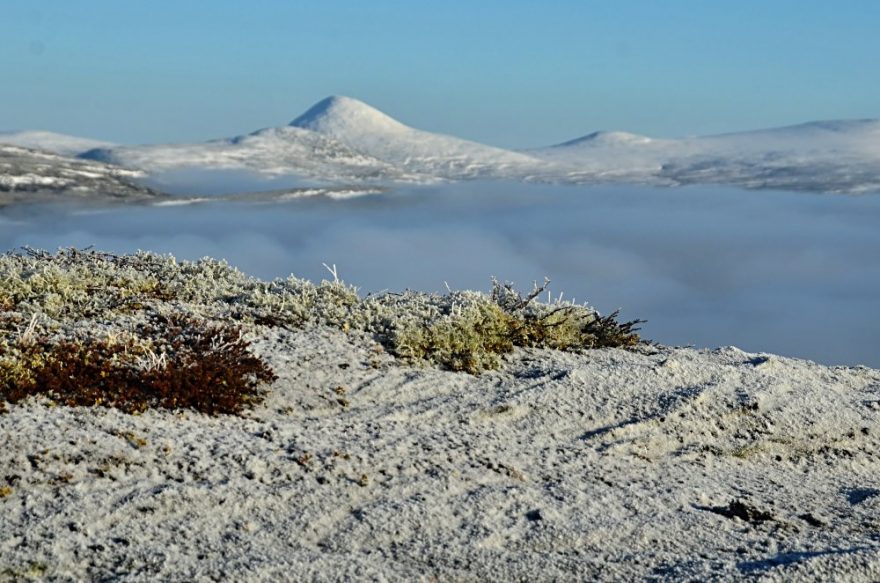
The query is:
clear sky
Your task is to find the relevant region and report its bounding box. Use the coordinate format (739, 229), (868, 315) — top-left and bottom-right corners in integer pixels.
(1, 0), (878, 147)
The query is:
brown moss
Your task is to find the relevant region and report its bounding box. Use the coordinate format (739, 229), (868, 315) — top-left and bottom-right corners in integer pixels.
(0, 315), (275, 416)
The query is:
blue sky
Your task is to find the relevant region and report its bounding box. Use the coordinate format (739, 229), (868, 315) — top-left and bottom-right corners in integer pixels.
(1, 0), (878, 147)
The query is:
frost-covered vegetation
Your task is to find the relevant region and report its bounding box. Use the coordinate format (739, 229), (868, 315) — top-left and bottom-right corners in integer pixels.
(0, 249), (642, 415)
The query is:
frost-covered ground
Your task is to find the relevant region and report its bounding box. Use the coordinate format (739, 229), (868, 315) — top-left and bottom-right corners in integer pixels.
(2, 323), (880, 581)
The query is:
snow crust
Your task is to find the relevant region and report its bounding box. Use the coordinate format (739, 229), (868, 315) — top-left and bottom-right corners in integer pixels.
(1, 325), (879, 580)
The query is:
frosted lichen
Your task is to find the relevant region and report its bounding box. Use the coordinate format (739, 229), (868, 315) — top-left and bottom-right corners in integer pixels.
(0, 248), (642, 414)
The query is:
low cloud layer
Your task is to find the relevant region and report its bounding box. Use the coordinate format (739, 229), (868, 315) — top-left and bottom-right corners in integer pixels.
(2, 182), (879, 367)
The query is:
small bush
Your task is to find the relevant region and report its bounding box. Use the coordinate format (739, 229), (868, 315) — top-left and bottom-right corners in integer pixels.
(388, 279), (642, 372)
(1, 315), (274, 415)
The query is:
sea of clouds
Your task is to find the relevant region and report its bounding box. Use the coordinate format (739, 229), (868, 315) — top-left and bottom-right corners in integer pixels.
(2, 179), (878, 367)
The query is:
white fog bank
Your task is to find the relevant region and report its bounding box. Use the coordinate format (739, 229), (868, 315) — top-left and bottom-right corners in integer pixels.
(2, 182), (878, 367)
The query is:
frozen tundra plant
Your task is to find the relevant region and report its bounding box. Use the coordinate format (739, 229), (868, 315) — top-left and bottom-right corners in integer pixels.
(0, 248), (642, 414)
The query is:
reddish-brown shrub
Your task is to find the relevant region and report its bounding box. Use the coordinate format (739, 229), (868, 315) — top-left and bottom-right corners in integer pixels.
(1, 315), (275, 415)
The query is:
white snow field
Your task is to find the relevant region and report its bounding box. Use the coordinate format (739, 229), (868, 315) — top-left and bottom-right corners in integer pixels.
(532, 119), (880, 193)
(80, 124), (417, 184)
(0, 131), (114, 157)
(2, 323), (879, 581)
(7, 96), (868, 194)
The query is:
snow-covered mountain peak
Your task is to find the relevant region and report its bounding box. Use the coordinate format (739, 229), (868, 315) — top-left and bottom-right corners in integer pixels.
(290, 96), (409, 136)
(285, 95), (542, 179)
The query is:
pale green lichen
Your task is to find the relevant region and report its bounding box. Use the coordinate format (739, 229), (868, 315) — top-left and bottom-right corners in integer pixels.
(0, 248), (643, 413)
(374, 282), (642, 373)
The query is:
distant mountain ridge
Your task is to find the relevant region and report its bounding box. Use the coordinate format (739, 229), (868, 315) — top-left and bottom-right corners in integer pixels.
(1, 96), (878, 193)
(0, 131), (114, 157)
(0, 144), (162, 206)
(531, 117), (880, 193)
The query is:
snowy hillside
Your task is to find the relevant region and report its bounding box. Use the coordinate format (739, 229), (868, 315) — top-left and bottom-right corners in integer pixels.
(0, 145), (161, 206)
(82, 125), (420, 183)
(6, 96), (873, 193)
(0, 131), (114, 157)
(81, 96), (549, 183)
(289, 96), (545, 179)
(534, 119), (880, 193)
